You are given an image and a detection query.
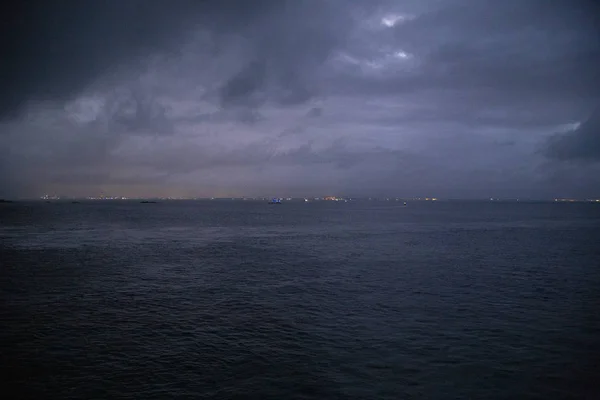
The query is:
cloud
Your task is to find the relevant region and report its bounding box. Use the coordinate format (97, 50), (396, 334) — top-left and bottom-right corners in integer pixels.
(1, 0), (190, 119)
(306, 108), (323, 118)
(1, 0), (599, 199)
(219, 60), (268, 108)
(63, 87), (173, 136)
(543, 109), (600, 162)
(329, 0), (600, 104)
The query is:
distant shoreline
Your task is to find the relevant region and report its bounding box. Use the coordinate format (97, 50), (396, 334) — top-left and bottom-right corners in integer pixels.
(6, 198), (600, 203)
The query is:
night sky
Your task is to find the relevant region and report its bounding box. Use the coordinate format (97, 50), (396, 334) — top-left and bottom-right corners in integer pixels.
(1, 0), (599, 199)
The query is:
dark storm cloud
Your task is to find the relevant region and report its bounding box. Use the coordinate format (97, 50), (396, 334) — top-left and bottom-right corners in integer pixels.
(1, 0), (192, 119)
(220, 61), (268, 108)
(543, 109), (600, 162)
(212, 0), (373, 109)
(106, 87), (172, 134)
(331, 0), (599, 103)
(1, 0), (360, 120)
(175, 108), (265, 125)
(307, 108), (323, 118)
(1, 0), (600, 199)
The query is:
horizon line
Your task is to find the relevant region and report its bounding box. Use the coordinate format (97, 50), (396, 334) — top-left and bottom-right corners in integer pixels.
(4, 196), (600, 203)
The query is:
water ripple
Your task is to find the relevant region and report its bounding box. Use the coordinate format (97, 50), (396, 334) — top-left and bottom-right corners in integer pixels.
(2, 201), (599, 399)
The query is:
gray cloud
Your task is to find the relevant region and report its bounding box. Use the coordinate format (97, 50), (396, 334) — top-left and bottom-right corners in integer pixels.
(1, 0), (599, 199)
(330, 1), (599, 104)
(220, 61), (268, 108)
(107, 88), (172, 134)
(543, 109), (600, 162)
(1, 0), (304, 119)
(307, 108), (323, 118)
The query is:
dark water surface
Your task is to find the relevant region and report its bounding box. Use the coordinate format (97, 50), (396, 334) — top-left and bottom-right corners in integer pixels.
(2, 200), (599, 399)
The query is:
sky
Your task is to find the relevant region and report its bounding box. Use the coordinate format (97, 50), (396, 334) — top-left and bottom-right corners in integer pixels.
(1, 0), (599, 199)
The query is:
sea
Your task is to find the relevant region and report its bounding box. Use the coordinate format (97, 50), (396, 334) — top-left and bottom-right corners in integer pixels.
(1, 199), (599, 399)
